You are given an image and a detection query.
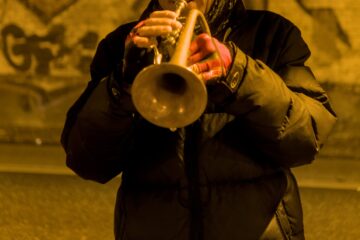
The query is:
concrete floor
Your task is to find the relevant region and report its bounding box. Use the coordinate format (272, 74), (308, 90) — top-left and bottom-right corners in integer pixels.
(0, 173), (359, 240)
(0, 143), (359, 240)
(0, 172), (118, 240)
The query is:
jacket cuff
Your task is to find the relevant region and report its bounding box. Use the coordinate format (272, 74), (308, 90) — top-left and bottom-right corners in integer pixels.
(208, 42), (248, 105)
(224, 42), (248, 93)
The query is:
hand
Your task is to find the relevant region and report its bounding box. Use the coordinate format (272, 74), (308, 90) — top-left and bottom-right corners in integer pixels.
(188, 33), (233, 82)
(125, 10), (182, 48)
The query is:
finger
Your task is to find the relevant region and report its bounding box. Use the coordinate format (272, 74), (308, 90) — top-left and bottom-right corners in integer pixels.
(188, 34), (216, 63)
(188, 51), (210, 65)
(125, 21), (145, 45)
(189, 37), (201, 55)
(171, 19), (183, 31)
(144, 18), (182, 31)
(189, 59), (222, 73)
(137, 25), (173, 37)
(150, 10), (178, 19)
(189, 34), (210, 54)
(189, 33), (215, 53)
(201, 69), (223, 82)
(132, 36), (158, 48)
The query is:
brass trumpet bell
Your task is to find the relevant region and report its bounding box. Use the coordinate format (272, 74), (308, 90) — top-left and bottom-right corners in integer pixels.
(131, 63), (207, 129)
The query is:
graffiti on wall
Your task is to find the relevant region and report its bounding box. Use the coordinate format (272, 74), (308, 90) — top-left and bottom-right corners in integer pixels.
(293, 0), (352, 69)
(1, 0), (99, 75)
(17, 0), (78, 24)
(0, 0), (103, 144)
(1, 23), (98, 75)
(0, 0), (141, 144)
(295, 0), (351, 47)
(245, 0), (351, 52)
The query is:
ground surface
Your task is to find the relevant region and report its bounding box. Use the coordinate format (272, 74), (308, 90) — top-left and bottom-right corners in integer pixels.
(0, 143), (359, 240)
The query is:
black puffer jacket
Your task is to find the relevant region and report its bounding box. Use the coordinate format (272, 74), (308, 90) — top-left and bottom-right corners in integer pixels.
(61, 1), (336, 239)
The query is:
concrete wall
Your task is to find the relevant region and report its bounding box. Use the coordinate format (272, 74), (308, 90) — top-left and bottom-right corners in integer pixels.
(0, 0), (358, 160)
(256, 0), (360, 85)
(0, 0), (141, 143)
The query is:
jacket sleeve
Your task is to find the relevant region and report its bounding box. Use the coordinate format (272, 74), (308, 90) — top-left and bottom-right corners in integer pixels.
(61, 24), (138, 183)
(217, 27), (337, 167)
(64, 74), (136, 183)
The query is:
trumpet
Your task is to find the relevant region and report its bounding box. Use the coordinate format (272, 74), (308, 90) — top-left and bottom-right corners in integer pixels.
(131, 0), (211, 129)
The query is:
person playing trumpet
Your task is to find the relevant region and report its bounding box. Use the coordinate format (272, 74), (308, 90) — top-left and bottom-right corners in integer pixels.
(61, 0), (337, 239)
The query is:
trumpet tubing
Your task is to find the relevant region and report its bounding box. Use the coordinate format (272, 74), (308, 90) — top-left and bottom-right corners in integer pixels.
(131, 2), (211, 129)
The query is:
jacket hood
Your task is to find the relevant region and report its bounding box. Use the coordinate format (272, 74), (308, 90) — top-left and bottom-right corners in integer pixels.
(139, 0), (246, 36)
